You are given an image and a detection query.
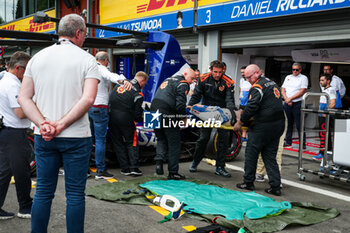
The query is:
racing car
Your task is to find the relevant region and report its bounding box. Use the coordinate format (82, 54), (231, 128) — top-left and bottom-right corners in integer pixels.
(28, 119), (242, 176)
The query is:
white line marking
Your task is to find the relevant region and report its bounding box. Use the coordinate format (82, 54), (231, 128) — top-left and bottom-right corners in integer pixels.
(225, 164), (350, 203)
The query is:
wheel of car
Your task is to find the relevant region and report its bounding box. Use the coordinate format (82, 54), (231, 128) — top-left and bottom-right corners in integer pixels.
(205, 128), (242, 161)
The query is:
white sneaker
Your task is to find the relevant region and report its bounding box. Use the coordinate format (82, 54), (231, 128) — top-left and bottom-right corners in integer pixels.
(255, 173), (265, 182)
(17, 209), (31, 219)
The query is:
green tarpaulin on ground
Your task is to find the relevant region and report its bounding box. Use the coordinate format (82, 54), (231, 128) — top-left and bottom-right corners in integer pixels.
(140, 180), (292, 220)
(85, 176), (339, 233)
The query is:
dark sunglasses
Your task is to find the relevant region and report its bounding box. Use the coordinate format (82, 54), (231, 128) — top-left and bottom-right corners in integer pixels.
(292, 69), (300, 71)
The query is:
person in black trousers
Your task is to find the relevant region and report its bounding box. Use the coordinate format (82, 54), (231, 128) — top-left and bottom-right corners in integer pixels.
(234, 64), (285, 196)
(188, 60), (236, 178)
(281, 62), (308, 148)
(151, 67), (195, 180)
(0, 52), (32, 219)
(109, 72), (148, 176)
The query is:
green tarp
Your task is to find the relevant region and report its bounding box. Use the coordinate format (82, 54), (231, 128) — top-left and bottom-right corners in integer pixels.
(140, 180), (291, 220)
(85, 176), (339, 233)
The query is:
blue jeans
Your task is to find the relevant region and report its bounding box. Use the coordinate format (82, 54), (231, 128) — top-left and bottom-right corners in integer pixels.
(31, 136), (92, 233)
(88, 107), (109, 172)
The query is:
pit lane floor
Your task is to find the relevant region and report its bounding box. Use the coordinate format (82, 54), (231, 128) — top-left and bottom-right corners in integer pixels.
(1, 146), (350, 233)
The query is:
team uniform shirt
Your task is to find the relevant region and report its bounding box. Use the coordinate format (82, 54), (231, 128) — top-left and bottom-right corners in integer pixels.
(320, 86), (337, 111)
(0, 72), (30, 128)
(239, 77), (251, 106)
(240, 76), (285, 127)
(94, 63), (126, 105)
(151, 75), (189, 115)
(189, 73), (235, 109)
(24, 39), (101, 137)
(282, 73), (308, 102)
(109, 79), (144, 122)
(320, 75), (344, 109)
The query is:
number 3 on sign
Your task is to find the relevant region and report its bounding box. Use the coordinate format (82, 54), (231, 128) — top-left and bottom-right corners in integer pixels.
(206, 10), (211, 23)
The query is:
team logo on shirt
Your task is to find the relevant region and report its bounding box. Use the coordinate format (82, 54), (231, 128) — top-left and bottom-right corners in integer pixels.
(117, 86), (126, 94)
(160, 81), (168, 89)
(219, 85), (225, 92)
(273, 87), (280, 99)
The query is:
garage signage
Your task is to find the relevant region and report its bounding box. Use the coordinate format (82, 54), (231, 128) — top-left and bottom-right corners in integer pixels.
(198, 0), (350, 26)
(97, 10), (193, 38)
(291, 47), (350, 63)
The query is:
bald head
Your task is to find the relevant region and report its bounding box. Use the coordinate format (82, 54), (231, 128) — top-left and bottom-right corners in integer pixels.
(183, 67), (196, 84)
(95, 51), (109, 66)
(244, 64), (261, 84)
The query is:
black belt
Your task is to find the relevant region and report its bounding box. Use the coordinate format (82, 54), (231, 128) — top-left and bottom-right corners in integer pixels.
(1, 126), (27, 130)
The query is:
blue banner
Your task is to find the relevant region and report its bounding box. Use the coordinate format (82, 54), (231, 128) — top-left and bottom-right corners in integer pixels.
(97, 10), (193, 38)
(198, 0), (350, 26)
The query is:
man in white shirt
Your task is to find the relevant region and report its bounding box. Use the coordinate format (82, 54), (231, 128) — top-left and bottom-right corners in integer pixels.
(18, 14), (100, 233)
(0, 52), (32, 220)
(281, 62), (308, 148)
(89, 51), (131, 180)
(186, 69), (199, 104)
(323, 65), (346, 109)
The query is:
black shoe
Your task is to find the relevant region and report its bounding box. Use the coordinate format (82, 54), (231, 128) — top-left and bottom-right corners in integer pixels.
(189, 161), (200, 173)
(120, 168), (131, 176)
(95, 170), (114, 180)
(283, 142), (292, 148)
(156, 160), (164, 175)
(168, 173), (186, 180)
(215, 167), (231, 178)
(131, 168), (143, 176)
(265, 187), (282, 196)
(236, 182), (255, 191)
(0, 209), (15, 220)
(303, 144), (306, 150)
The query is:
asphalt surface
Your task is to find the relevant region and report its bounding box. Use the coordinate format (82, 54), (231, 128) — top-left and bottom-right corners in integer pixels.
(1, 145), (350, 233)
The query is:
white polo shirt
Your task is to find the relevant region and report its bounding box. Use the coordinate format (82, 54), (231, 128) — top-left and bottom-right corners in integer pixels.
(282, 73), (308, 102)
(94, 63), (126, 105)
(239, 78), (251, 97)
(320, 86), (336, 104)
(0, 72), (30, 128)
(332, 75), (346, 98)
(24, 39), (101, 137)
